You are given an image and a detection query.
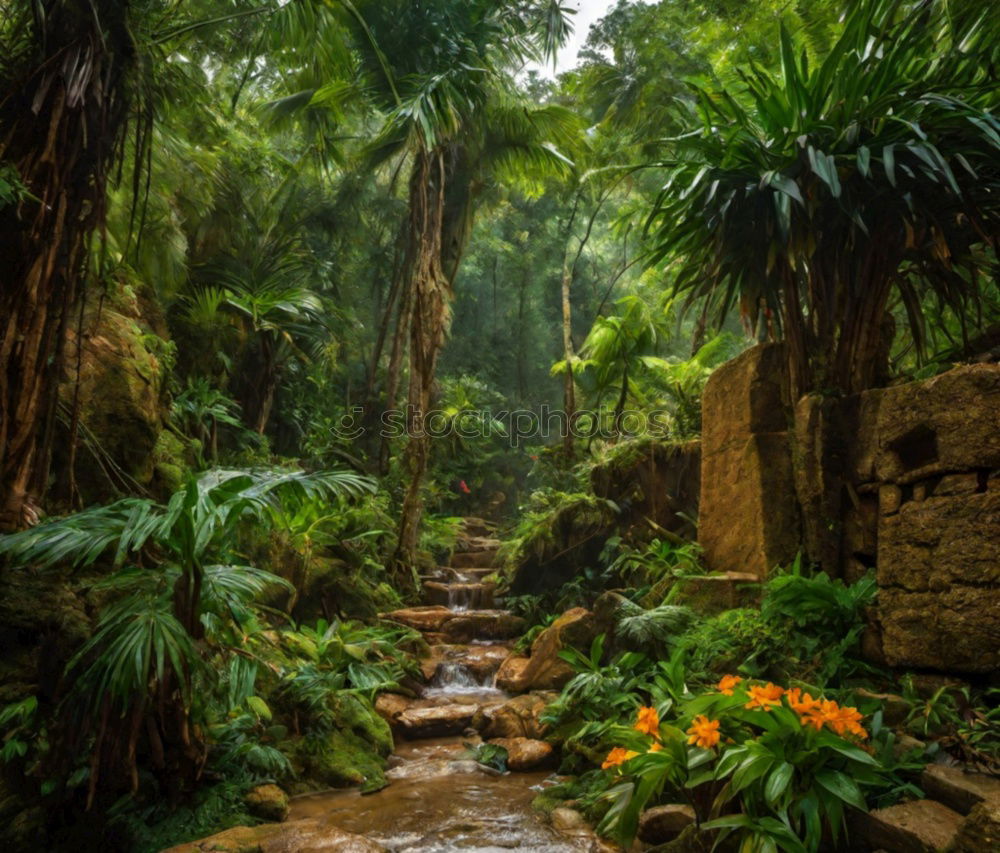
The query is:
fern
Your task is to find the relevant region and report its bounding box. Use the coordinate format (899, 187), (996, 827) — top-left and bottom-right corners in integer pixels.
(615, 604), (697, 656)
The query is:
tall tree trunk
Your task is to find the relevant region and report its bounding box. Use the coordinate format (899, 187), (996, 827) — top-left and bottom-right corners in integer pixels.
(559, 259), (576, 461)
(0, 0), (133, 530)
(393, 148), (453, 577)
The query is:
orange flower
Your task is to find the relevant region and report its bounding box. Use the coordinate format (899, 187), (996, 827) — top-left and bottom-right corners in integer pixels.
(786, 687), (820, 716)
(826, 704), (868, 739)
(686, 715), (721, 749)
(717, 674), (743, 696)
(744, 682), (784, 711)
(648, 742), (663, 753)
(602, 747), (639, 770)
(634, 706), (660, 738)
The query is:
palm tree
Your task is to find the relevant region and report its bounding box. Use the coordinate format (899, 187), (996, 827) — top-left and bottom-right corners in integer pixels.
(644, 0), (1000, 569)
(277, 0), (577, 575)
(645, 0), (1000, 398)
(0, 466), (374, 800)
(0, 1), (139, 530)
(574, 294), (666, 437)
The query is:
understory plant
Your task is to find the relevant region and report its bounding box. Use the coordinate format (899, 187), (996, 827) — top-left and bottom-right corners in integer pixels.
(0, 467), (374, 803)
(597, 679), (896, 851)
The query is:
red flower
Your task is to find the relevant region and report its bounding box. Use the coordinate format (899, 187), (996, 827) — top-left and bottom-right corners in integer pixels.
(459, 480), (471, 494)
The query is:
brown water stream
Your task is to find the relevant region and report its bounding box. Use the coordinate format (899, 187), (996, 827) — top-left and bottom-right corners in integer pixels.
(289, 737), (586, 851)
(287, 521), (601, 852)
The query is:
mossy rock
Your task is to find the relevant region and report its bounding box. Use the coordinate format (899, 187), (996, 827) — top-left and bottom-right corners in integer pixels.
(282, 694), (393, 794)
(152, 429), (194, 495)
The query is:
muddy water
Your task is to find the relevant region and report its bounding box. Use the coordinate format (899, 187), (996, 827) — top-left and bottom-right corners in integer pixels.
(289, 521), (597, 852)
(289, 738), (586, 851)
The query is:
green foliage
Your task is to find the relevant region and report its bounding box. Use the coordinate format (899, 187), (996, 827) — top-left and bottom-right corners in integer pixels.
(614, 602), (697, 659)
(464, 741), (508, 773)
(645, 0), (1000, 393)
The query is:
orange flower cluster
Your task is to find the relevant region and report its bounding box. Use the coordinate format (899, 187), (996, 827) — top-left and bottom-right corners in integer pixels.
(686, 714), (721, 749)
(717, 674), (742, 695)
(634, 706), (660, 737)
(601, 747), (639, 769)
(744, 682), (784, 711)
(602, 707), (663, 770)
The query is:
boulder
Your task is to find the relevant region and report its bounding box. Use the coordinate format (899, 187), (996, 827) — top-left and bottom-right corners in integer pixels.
(507, 496), (620, 596)
(698, 343), (800, 578)
(590, 437), (701, 538)
(57, 295), (172, 503)
(474, 692), (556, 739)
(397, 704), (480, 739)
(243, 784), (289, 823)
(878, 488), (1000, 673)
(495, 608), (596, 692)
(495, 655), (531, 692)
(949, 800), (1000, 852)
(282, 694), (392, 794)
(550, 807), (589, 833)
(161, 818), (385, 852)
(487, 737), (554, 771)
(637, 804), (696, 845)
(374, 693), (411, 729)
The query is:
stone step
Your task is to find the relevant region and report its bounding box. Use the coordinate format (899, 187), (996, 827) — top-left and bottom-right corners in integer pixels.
(455, 535), (502, 553)
(421, 642), (510, 682)
(396, 703), (480, 739)
(460, 517), (496, 538)
(451, 550), (498, 569)
(850, 799), (964, 852)
(423, 580), (496, 610)
(920, 764), (1000, 816)
(380, 606), (525, 642)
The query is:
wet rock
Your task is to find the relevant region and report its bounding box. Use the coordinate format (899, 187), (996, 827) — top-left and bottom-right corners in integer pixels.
(161, 818), (385, 852)
(496, 608), (596, 692)
(638, 804), (696, 844)
(374, 693), (411, 729)
(850, 799), (964, 852)
(550, 807), (588, 833)
(495, 655), (530, 692)
(949, 800), (1000, 852)
(450, 550), (498, 569)
(920, 764), (1000, 816)
(457, 535), (502, 553)
(423, 581), (495, 609)
(397, 704), (479, 739)
(441, 610), (525, 643)
(244, 784), (290, 823)
(423, 643), (509, 683)
(474, 692), (556, 739)
(487, 737), (554, 771)
(380, 606), (454, 633)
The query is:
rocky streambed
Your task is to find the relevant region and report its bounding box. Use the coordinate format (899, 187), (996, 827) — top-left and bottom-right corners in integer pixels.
(167, 518), (615, 853)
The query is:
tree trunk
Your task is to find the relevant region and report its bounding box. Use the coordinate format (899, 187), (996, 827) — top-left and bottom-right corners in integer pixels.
(0, 0), (133, 530)
(393, 148), (453, 576)
(560, 260), (576, 461)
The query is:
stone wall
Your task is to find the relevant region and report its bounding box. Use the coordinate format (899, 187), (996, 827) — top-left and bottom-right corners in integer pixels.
(698, 343), (800, 578)
(848, 365), (1000, 673)
(698, 348), (1000, 674)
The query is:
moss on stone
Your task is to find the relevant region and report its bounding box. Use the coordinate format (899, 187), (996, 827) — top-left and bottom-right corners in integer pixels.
(282, 694), (393, 795)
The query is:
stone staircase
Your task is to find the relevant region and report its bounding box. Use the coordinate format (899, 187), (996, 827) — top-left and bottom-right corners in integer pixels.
(851, 763), (1000, 851)
(378, 517), (527, 740)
